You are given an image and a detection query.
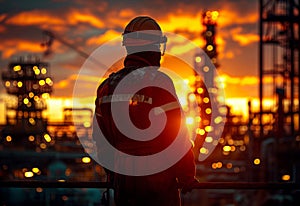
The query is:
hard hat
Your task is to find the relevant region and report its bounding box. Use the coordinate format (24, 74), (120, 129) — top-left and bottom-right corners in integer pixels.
(122, 16), (167, 53)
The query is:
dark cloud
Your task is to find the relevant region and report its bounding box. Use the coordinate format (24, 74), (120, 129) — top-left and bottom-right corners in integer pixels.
(0, 0), (72, 13)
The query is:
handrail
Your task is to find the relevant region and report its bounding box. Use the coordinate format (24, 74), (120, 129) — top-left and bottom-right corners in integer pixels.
(1, 181), (299, 190)
(0, 180), (111, 189)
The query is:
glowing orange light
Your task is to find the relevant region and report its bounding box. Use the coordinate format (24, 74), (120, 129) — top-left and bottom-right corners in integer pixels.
(82, 156), (91, 163)
(44, 134), (51, 142)
(205, 108), (212, 114)
(40, 143), (47, 149)
(282, 174), (291, 181)
(211, 11), (219, 20)
(205, 136), (213, 143)
(84, 121), (91, 128)
(32, 168), (40, 173)
(214, 116), (223, 124)
(195, 56), (202, 63)
(28, 135), (35, 141)
(17, 81), (23, 87)
(203, 97), (210, 103)
(46, 79), (53, 86)
(195, 116), (201, 122)
(6, 136), (12, 142)
(13, 65), (21, 71)
(42, 93), (50, 99)
(24, 171), (34, 178)
(41, 68), (47, 74)
(203, 66), (210, 72)
(29, 118), (36, 125)
(39, 80), (45, 86)
(254, 158), (261, 165)
(36, 187), (43, 193)
(197, 87), (204, 94)
(23, 98), (29, 104)
(226, 163), (233, 169)
(200, 147), (208, 154)
(196, 128), (206, 135)
(207, 45), (214, 51)
(223, 145), (231, 152)
(5, 81), (10, 87)
(29, 92), (34, 98)
(216, 161), (222, 168)
(33, 66), (40, 75)
(205, 125), (212, 132)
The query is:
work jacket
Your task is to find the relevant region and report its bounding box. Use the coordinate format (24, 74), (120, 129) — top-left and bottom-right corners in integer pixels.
(93, 53), (196, 206)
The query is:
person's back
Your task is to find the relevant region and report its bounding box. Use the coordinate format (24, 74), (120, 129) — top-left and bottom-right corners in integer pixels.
(93, 16), (197, 206)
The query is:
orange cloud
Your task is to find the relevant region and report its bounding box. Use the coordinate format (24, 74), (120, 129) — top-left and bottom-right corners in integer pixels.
(156, 13), (225, 56)
(55, 74), (78, 89)
(224, 51), (235, 59)
(160, 13), (203, 34)
(55, 73), (102, 90)
(6, 10), (65, 26)
(87, 29), (121, 45)
(6, 9), (105, 29)
(119, 9), (136, 18)
(233, 33), (259, 46)
(218, 9), (258, 27)
(103, 9), (137, 30)
(66, 9), (105, 28)
(230, 27), (259, 46)
(0, 39), (44, 58)
(216, 35), (226, 59)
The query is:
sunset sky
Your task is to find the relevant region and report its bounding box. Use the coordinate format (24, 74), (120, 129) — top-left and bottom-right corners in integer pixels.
(0, 0), (261, 122)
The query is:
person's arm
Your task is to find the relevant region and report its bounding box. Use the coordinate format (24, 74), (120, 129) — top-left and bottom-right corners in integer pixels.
(154, 71), (199, 191)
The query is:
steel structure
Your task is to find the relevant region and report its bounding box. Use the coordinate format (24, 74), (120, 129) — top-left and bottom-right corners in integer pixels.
(189, 11), (220, 162)
(191, 11), (254, 184)
(257, 0), (300, 183)
(259, 0), (300, 137)
(1, 57), (53, 147)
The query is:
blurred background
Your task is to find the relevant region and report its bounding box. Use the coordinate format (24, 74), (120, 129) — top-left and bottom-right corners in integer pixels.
(0, 0), (299, 205)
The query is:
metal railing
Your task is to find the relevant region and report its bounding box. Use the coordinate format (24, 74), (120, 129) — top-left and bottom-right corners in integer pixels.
(1, 180), (299, 206)
(1, 180), (299, 189)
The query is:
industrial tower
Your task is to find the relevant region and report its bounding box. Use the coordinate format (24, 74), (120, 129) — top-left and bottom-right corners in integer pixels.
(259, 0), (300, 136)
(191, 11), (251, 185)
(191, 11), (219, 162)
(1, 57), (53, 149)
(257, 0), (300, 182)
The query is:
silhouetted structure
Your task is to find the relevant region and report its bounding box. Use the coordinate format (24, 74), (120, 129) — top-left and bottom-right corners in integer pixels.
(1, 56), (53, 148)
(256, 0), (300, 183)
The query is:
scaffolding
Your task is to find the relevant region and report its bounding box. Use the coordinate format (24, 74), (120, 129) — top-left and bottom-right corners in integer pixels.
(258, 0), (300, 137)
(257, 0), (300, 182)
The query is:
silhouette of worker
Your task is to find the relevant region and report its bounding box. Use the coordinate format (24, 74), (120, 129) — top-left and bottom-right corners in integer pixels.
(93, 16), (198, 206)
